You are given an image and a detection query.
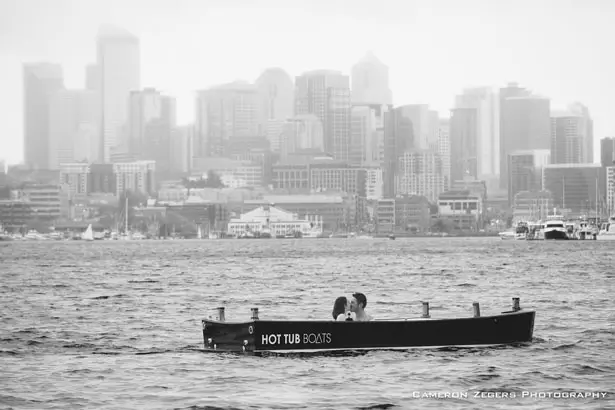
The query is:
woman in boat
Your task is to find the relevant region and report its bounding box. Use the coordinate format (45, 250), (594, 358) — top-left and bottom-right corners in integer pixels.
(332, 296), (354, 321)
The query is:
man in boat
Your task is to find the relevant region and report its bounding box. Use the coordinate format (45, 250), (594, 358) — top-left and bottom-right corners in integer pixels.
(350, 292), (373, 321)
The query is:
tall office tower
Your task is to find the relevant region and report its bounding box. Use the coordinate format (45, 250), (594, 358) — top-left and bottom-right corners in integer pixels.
(499, 83), (550, 192)
(601, 137), (615, 167)
(350, 104), (389, 166)
(97, 25), (140, 162)
(23, 63), (64, 170)
(195, 81), (262, 157)
(295, 70), (351, 161)
(454, 87), (500, 182)
(393, 104), (434, 151)
(550, 103), (593, 164)
(351, 52), (393, 105)
(507, 149), (551, 204)
(279, 115), (324, 162)
(396, 150), (445, 202)
(170, 125), (194, 174)
(85, 64), (100, 91)
(438, 119), (451, 191)
(48, 90), (99, 169)
(256, 68), (294, 153)
(450, 108), (478, 180)
(128, 88), (176, 175)
(383, 106), (414, 198)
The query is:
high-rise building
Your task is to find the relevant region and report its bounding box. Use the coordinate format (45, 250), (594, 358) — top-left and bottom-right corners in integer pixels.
(396, 104), (434, 151)
(97, 25), (140, 162)
(195, 81), (262, 157)
(256, 68), (294, 152)
(450, 108), (478, 180)
(606, 166), (615, 215)
(295, 70), (351, 161)
(507, 149), (550, 204)
(551, 103), (593, 164)
(279, 115), (324, 162)
(113, 160), (156, 196)
(85, 64), (100, 91)
(23, 63), (64, 170)
(170, 125), (194, 174)
(437, 119), (451, 191)
(542, 163), (605, 217)
(383, 106), (413, 198)
(454, 87), (500, 180)
(600, 137), (615, 167)
(49, 90), (99, 169)
(128, 88), (176, 175)
(350, 104), (388, 167)
(499, 83), (550, 192)
(351, 52), (392, 105)
(396, 150), (445, 202)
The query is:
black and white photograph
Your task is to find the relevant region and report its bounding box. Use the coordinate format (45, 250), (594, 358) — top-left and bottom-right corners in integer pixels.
(0, 0), (613, 408)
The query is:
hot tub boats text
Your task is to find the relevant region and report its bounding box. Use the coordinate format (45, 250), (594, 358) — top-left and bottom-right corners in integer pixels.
(201, 298), (535, 354)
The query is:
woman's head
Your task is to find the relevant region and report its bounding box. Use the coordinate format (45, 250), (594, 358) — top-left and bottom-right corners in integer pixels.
(332, 296), (348, 319)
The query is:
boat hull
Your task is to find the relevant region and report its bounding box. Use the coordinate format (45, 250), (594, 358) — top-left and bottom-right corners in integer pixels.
(596, 234), (615, 241)
(544, 230), (569, 240)
(201, 310), (535, 354)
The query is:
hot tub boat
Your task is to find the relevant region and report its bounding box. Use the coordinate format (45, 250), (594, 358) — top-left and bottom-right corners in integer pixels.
(201, 298), (535, 354)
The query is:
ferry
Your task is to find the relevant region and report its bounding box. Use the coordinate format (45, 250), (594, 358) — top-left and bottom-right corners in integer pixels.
(201, 298), (535, 354)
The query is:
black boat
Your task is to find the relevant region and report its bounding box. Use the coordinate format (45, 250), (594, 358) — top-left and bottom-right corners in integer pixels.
(201, 298), (535, 354)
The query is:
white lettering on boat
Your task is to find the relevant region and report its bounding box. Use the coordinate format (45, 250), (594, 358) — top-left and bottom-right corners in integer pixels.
(260, 333), (332, 345)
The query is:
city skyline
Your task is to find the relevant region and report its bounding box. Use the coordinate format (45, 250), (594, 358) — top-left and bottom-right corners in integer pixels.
(1, 0), (614, 165)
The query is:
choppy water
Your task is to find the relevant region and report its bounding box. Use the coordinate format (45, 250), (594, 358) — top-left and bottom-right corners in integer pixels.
(0, 238), (613, 410)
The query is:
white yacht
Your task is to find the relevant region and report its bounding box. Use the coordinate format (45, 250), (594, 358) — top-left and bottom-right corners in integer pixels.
(597, 216), (615, 241)
(543, 215), (568, 240)
(498, 228), (516, 240)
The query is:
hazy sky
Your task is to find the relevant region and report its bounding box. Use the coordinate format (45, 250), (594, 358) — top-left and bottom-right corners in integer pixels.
(1, 0), (613, 165)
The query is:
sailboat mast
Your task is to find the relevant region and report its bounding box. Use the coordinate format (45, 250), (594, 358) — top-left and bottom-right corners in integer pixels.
(125, 196), (128, 233)
(595, 177), (598, 218)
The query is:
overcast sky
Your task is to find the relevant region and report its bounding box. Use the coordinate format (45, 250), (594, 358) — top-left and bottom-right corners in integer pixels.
(0, 0), (613, 164)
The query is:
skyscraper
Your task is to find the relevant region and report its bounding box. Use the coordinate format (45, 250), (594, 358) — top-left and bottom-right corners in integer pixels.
(256, 68), (294, 152)
(450, 107), (478, 180)
(295, 70), (351, 161)
(48, 90), (99, 169)
(350, 104), (389, 167)
(128, 88), (176, 175)
(23, 63), (64, 170)
(351, 52), (393, 105)
(454, 87), (500, 181)
(195, 81), (262, 157)
(550, 103), (593, 165)
(97, 25), (140, 162)
(383, 106), (414, 198)
(601, 137), (615, 167)
(499, 83), (550, 193)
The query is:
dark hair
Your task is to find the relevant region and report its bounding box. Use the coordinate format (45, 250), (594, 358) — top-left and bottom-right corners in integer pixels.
(332, 296), (347, 319)
(353, 292), (367, 308)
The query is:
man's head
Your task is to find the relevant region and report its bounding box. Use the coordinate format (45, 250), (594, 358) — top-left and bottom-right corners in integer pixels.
(350, 292), (367, 312)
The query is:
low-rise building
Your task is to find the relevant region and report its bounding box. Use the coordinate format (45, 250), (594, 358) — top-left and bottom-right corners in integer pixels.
(375, 198), (395, 233)
(227, 204), (322, 237)
(242, 193), (355, 232)
(437, 190), (483, 231)
(394, 195), (431, 231)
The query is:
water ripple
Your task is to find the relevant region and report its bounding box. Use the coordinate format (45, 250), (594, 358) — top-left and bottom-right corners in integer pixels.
(0, 238), (613, 409)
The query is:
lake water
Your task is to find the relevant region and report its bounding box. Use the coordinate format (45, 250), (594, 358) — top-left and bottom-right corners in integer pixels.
(0, 238), (613, 409)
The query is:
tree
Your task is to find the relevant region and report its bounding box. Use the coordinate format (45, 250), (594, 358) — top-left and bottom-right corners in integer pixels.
(204, 170), (225, 188)
(430, 218), (455, 233)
